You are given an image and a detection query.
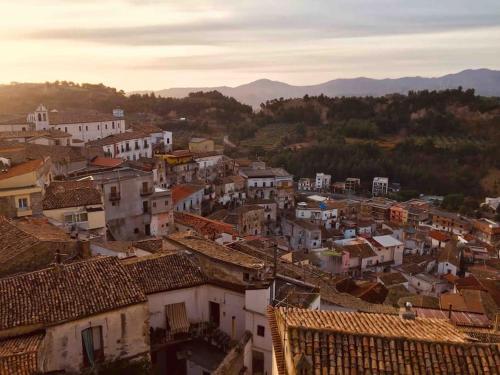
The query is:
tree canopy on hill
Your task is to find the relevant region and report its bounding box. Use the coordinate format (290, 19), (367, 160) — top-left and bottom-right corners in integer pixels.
(0, 81), (252, 124)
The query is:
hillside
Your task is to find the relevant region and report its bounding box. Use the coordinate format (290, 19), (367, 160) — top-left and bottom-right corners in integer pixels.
(142, 69), (500, 108)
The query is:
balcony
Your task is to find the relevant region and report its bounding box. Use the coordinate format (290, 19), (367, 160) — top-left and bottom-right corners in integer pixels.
(16, 207), (32, 217)
(140, 187), (153, 196)
(109, 193), (121, 201)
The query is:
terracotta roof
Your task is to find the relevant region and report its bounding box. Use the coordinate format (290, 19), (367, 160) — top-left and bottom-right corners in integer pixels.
(122, 252), (207, 294)
(378, 272), (408, 286)
(47, 110), (118, 125)
(0, 129), (71, 139)
(168, 232), (264, 270)
(174, 212), (237, 237)
(438, 242), (461, 267)
(0, 143), (85, 164)
(172, 184), (204, 204)
(338, 241), (377, 259)
(90, 157), (124, 168)
(414, 308), (491, 328)
(0, 333), (44, 375)
(0, 217), (73, 272)
(43, 180), (102, 210)
(0, 257), (146, 332)
(170, 149), (193, 157)
(0, 159), (43, 181)
(269, 307), (500, 375)
(430, 230), (452, 242)
(87, 131), (148, 147)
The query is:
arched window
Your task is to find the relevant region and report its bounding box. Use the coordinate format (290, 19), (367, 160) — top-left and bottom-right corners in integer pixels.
(42, 114), (46, 121)
(38, 113), (42, 121)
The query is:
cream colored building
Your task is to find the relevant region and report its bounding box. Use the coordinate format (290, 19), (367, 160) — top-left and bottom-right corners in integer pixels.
(0, 157), (51, 218)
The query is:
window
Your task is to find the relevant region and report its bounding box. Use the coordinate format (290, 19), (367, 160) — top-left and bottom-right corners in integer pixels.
(79, 126), (82, 131)
(37, 113), (42, 121)
(42, 113), (47, 121)
(81, 326), (103, 367)
(86, 125), (88, 131)
(64, 127), (67, 133)
(18, 198), (28, 209)
(98, 125), (100, 130)
(105, 124), (108, 129)
(135, 141), (139, 150)
(243, 272), (250, 282)
(257, 325), (265, 337)
(112, 123), (115, 129)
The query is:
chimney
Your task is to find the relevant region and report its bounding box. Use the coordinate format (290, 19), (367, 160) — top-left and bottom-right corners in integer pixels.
(77, 239), (91, 258)
(399, 302), (416, 320)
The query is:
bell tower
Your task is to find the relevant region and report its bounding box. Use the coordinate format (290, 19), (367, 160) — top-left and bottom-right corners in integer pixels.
(34, 104), (49, 130)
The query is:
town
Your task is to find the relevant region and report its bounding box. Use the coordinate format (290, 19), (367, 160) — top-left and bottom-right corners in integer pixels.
(0, 103), (498, 374)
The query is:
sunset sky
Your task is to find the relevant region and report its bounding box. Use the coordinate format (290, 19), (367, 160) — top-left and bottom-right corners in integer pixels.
(1, 0), (499, 91)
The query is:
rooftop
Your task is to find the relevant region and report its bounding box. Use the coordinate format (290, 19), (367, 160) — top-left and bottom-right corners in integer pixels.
(90, 156), (124, 168)
(168, 232), (264, 270)
(269, 307), (500, 375)
(0, 159), (43, 182)
(0, 257), (146, 333)
(87, 131), (148, 147)
(47, 109), (119, 125)
(0, 332), (44, 375)
(42, 180), (102, 210)
(172, 184), (204, 204)
(372, 234), (403, 247)
(174, 212), (237, 237)
(122, 252), (207, 294)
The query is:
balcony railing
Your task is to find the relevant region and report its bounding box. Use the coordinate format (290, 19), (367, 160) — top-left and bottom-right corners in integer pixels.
(140, 187), (153, 196)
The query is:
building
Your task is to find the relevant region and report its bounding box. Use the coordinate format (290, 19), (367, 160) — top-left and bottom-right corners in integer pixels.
(159, 150), (199, 186)
(172, 183), (205, 215)
(0, 105), (126, 143)
(282, 218), (322, 251)
(369, 234), (404, 268)
(472, 218), (500, 245)
(0, 129), (72, 146)
(77, 167), (173, 240)
(0, 257), (150, 374)
(431, 209), (472, 235)
(297, 178), (313, 191)
(209, 205), (265, 237)
(0, 158), (52, 218)
(239, 164), (294, 209)
(0, 216), (78, 277)
(188, 137), (215, 153)
(408, 273), (450, 296)
(335, 238), (378, 276)
(195, 153), (224, 182)
(437, 242), (461, 276)
(315, 172), (331, 191)
(42, 180), (105, 238)
(372, 176), (389, 196)
(429, 230), (452, 249)
(345, 177), (361, 193)
(295, 200), (345, 230)
(267, 306), (499, 375)
(173, 211), (237, 243)
(88, 131), (155, 160)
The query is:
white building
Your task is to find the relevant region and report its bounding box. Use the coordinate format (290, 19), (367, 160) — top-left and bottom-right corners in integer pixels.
(372, 177), (389, 196)
(23, 104), (126, 143)
(88, 131), (154, 160)
(315, 172), (332, 191)
(0, 257), (150, 374)
(298, 178), (313, 191)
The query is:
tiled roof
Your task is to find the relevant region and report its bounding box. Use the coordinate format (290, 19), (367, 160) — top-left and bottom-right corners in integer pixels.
(0, 130), (70, 139)
(0, 159), (43, 181)
(90, 157), (124, 168)
(122, 253), (207, 294)
(172, 184), (204, 204)
(174, 212), (237, 237)
(0, 143), (85, 164)
(430, 230), (452, 242)
(48, 110), (118, 125)
(87, 131), (148, 147)
(269, 307), (500, 375)
(0, 333), (44, 375)
(338, 241), (377, 259)
(378, 272), (408, 286)
(168, 232), (264, 270)
(279, 308), (469, 342)
(0, 257), (146, 332)
(42, 180), (102, 210)
(0, 217), (72, 270)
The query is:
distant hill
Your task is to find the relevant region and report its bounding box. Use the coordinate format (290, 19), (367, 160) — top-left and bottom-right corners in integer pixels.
(138, 69), (500, 108)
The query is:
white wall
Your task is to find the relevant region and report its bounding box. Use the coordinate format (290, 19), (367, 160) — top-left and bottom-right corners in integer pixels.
(40, 303), (149, 373)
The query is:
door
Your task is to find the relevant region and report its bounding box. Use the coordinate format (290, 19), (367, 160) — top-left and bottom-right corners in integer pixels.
(209, 301), (220, 327)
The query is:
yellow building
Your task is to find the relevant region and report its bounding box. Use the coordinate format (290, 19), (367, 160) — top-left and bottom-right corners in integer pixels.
(188, 137), (215, 153)
(0, 157), (51, 218)
(42, 180), (106, 237)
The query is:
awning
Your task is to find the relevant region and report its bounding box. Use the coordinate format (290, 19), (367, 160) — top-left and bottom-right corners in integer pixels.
(165, 302), (190, 334)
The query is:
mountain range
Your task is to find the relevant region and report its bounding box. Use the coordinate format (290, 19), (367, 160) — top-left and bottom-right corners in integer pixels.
(134, 69), (500, 108)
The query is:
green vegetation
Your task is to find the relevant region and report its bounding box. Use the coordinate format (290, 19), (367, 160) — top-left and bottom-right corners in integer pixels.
(0, 83), (498, 202)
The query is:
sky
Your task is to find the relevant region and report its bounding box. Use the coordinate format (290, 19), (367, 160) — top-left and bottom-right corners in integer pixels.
(1, 0), (500, 91)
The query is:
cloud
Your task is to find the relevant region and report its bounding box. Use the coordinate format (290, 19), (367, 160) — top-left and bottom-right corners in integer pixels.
(24, 1), (500, 46)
